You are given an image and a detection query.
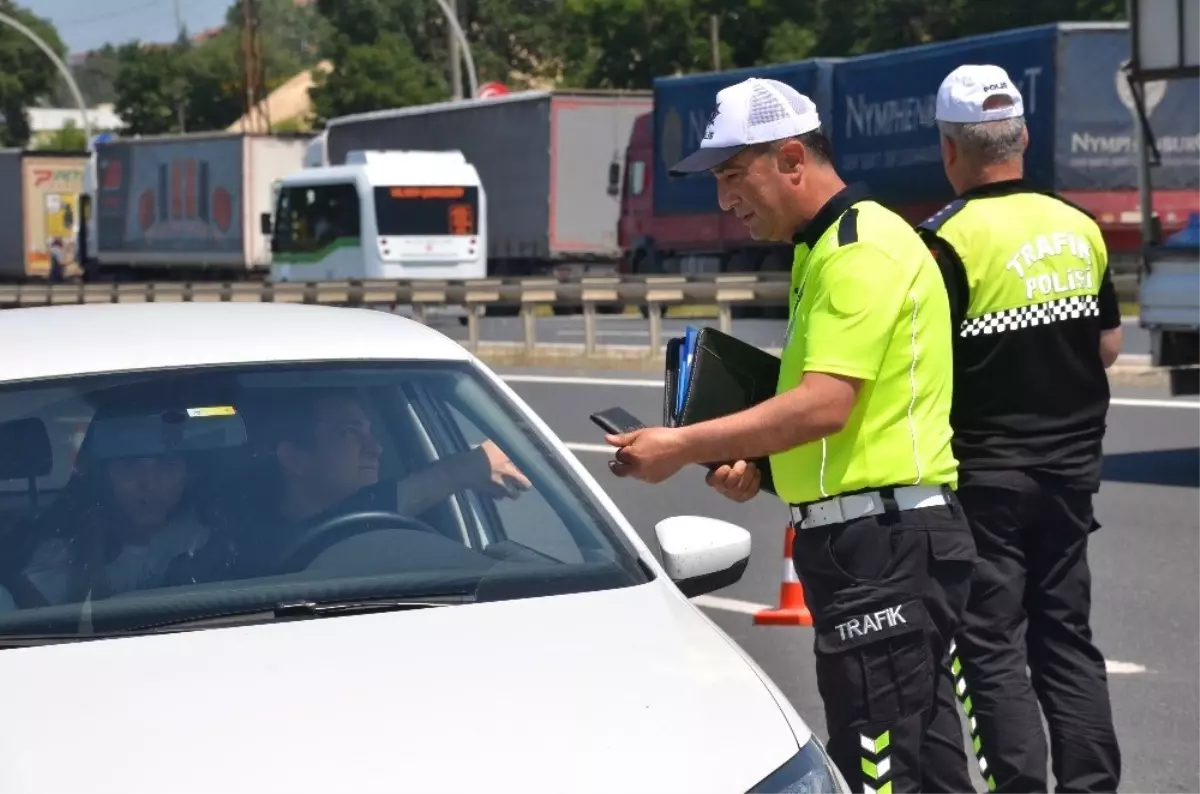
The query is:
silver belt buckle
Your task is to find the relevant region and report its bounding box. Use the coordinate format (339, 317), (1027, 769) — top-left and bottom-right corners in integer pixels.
(793, 492), (883, 529)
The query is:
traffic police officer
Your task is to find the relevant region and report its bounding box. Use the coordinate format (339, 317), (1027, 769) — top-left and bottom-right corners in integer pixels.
(918, 64), (1123, 793)
(604, 77), (976, 794)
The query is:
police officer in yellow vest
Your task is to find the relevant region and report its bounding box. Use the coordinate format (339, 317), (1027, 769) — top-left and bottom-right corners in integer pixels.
(918, 65), (1123, 793)
(604, 76), (977, 794)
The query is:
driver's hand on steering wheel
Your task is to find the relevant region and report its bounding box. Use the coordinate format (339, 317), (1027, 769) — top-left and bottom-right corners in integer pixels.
(477, 440), (532, 500)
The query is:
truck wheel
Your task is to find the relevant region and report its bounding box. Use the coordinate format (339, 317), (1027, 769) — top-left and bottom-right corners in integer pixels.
(1169, 367), (1199, 396)
(552, 305), (581, 316)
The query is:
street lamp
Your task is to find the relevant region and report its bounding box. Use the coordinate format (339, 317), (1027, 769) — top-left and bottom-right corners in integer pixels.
(0, 10), (92, 143)
(432, 0), (478, 99)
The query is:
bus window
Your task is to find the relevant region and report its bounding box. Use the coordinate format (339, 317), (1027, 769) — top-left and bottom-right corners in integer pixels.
(274, 183), (361, 253)
(373, 186), (480, 237)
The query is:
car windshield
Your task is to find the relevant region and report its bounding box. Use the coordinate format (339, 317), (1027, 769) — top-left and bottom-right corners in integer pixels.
(0, 361), (650, 641)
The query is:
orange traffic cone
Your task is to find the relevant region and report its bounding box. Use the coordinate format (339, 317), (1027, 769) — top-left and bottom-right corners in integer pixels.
(754, 524), (813, 626)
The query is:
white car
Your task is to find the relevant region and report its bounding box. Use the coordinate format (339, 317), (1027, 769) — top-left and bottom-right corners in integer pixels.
(0, 302), (847, 794)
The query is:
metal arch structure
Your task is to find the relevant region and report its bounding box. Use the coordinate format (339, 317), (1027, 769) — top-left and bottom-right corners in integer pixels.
(433, 0), (479, 100)
(0, 10), (93, 143)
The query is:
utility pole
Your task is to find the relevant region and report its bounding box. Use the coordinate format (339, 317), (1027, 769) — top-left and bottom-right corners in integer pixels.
(174, 0), (186, 132)
(710, 14), (721, 71)
(448, 0), (463, 99)
(240, 0), (270, 133)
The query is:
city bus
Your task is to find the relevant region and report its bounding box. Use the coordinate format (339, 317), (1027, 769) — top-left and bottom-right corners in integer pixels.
(264, 150), (487, 284)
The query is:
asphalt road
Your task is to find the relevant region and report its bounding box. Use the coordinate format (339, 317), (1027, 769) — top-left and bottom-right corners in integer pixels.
(496, 367), (1198, 793)
(431, 313), (1153, 356)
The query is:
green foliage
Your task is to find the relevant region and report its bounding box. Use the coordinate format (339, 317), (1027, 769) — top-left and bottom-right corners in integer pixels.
(112, 41), (187, 135)
(36, 118), (87, 151)
(90, 0), (1131, 133)
(52, 45), (120, 107)
(0, 2), (70, 146)
(310, 32), (447, 122)
(112, 0), (328, 136)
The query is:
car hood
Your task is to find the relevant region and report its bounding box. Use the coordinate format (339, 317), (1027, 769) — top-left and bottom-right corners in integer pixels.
(0, 582), (804, 794)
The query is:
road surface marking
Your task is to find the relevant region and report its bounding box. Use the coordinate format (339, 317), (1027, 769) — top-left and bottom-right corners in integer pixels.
(1104, 660), (1148, 674)
(503, 374), (661, 387)
(555, 329), (650, 339)
(693, 595), (767, 616)
(686, 596), (1153, 675)
(566, 442), (616, 454)
(1110, 397), (1200, 409)
(505, 375), (1200, 409)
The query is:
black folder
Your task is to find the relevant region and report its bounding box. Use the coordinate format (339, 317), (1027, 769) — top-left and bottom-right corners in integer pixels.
(665, 327), (780, 496)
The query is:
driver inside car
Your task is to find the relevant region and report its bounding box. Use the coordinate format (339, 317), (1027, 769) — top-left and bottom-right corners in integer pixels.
(169, 387), (531, 583)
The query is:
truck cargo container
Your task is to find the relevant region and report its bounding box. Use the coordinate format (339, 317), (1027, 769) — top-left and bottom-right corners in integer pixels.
(0, 150), (87, 281)
(830, 21), (1199, 256)
(619, 22), (1199, 303)
(81, 132), (309, 281)
(324, 89), (651, 280)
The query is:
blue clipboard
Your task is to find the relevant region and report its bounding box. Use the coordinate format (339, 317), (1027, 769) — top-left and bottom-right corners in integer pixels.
(674, 326), (700, 419)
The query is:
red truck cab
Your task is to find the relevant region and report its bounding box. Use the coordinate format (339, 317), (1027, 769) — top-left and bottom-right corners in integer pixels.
(617, 113), (654, 273)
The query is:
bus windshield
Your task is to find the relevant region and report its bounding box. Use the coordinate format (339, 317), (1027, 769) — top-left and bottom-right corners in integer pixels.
(373, 186), (479, 237)
(273, 183), (361, 254)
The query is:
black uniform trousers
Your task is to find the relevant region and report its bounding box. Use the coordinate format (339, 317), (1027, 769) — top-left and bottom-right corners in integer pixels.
(791, 487), (977, 794)
(952, 469), (1121, 793)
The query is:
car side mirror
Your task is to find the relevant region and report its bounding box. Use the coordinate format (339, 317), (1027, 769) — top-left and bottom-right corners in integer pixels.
(653, 515), (751, 598)
(606, 159), (620, 197)
(260, 212), (272, 235)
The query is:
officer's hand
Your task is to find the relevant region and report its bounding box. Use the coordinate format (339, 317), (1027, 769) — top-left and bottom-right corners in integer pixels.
(605, 427), (690, 484)
(705, 460), (760, 503)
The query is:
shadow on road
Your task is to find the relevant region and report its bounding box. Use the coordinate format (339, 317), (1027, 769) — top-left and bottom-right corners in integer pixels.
(1102, 447), (1200, 488)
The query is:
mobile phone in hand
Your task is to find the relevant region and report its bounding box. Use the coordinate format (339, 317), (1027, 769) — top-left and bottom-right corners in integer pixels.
(589, 407), (646, 436)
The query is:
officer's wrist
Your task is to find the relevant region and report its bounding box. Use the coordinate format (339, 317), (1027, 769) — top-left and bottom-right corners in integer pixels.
(677, 424), (717, 467)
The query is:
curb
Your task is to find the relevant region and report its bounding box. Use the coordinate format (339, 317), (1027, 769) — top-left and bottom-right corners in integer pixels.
(1107, 356), (1168, 387)
(470, 342), (1167, 385)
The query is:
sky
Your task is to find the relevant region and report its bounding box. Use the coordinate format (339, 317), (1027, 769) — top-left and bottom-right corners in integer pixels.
(25, 0), (235, 56)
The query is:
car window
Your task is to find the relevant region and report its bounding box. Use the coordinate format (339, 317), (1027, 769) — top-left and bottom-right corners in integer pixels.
(0, 388), (94, 499)
(438, 402), (584, 564)
(0, 361), (648, 640)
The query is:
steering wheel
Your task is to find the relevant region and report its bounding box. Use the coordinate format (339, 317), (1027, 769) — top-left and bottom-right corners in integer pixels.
(272, 510), (443, 575)
(2, 571), (49, 610)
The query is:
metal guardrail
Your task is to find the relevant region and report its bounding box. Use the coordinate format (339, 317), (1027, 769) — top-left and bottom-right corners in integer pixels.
(0, 275), (792, 357)
(0, 271), (1145, 360)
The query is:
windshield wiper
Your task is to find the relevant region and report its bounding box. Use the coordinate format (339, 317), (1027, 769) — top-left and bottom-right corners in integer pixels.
(0, 593), (476, 645)
(139, 591), (476, 631)
(272, 594), (473, 617)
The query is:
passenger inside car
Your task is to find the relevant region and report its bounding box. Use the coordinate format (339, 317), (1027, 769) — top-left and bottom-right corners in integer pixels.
(169, 387), (532, 583)
(20, 448), (211, 606)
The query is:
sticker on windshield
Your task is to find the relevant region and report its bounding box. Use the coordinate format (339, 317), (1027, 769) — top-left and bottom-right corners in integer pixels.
(186, 405), (237, 418)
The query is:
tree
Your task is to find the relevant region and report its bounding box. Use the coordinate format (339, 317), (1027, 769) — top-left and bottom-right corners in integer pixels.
(184, 31), (245, 131)
(560, 0), (713, 89)
(0, 2), (71, 146)
(310, 32), (447, 121)
(52, 45), (120, 107)
(112, 41), (188, 135)
(37, 118), (87, 151)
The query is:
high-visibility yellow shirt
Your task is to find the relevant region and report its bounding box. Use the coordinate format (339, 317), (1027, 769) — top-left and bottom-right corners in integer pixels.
(769, 184), (959, 505)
